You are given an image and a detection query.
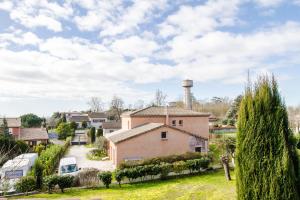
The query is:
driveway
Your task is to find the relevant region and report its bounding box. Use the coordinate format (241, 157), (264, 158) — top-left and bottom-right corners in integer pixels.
(65, 145), (115, 171)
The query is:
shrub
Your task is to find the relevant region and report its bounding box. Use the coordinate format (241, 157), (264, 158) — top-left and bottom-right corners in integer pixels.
(115, 170), (125, 187)
(38, 139), (70, 176)
(159, 162), (172, 180)
(56, 122), (73, 140)
(96, 129), (103, 137)
(98, 171), (112, 188)
(87, 149), (106, 161)
(119, 152), (206, 169)
(123, 168), (139, 182)
(44, 175), (59, 194)
(70, 121), (78, 130)
(57, 175), (74, 193)
(76, 168), (100, 187)
(173, 161), (187, 175)
(15, 176), (36, 195)
(146, 165), (161, 179)
(33, 160), (44, 190)
(90, 127), (96, 143)
(34, 143), (46, 156)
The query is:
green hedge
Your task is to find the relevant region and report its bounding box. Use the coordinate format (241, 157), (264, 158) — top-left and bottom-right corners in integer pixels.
(37, 137), (71, 176)
(119, 152), (209, 169)
(115, 157), (211, 185)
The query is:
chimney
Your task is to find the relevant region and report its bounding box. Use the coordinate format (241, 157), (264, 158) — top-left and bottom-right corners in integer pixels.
(182, 80), (193, 110)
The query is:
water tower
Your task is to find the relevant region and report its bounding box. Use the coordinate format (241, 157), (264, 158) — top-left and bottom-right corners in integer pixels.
(182, 80), (193, 110)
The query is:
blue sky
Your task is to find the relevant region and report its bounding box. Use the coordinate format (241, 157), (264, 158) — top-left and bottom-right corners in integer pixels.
(0, 0), (300, 117)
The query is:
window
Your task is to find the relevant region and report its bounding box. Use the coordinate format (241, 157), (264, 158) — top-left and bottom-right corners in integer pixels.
(172, 120), (176, 126)
(179, 120), (183, 126)
(195, 147), (201, 152)
(161, 131), (167, 139)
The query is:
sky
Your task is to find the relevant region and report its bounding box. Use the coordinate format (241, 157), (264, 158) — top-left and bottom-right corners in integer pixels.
(0, 0), (300, 117)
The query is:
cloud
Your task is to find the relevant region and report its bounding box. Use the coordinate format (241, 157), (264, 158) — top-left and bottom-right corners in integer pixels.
(0, 31), (42, 46)
(110, 36), (159, 57)
(254, 0), (284, 7)
(74, 0), (168, 36)
(4, 0), (73, 32)
(166, 22), (300, 82)
(159, 0), (240, 38)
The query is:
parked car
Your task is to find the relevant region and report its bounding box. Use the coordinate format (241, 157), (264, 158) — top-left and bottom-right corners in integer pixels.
(58, 157), (81, 176)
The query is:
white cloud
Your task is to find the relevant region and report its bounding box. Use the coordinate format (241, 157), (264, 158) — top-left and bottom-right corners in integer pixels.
(0, 0), (13, 11)
(110, 36), (159, 57)
(4, 0), (73, 32)
(159, 0), (240, 38)
(74, 0), (167, 36)
(165, 22), (300, 82)
(254, 0), (284, 7)
(0, 31), (41, 46)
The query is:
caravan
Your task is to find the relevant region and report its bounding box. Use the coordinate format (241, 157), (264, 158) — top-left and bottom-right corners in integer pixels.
(58, 157), (81, 176)
(0, 153), (38, 193)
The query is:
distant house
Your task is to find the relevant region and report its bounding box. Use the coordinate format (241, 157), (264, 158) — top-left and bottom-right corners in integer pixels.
(88, 112), (107, 129)
(0, 118), (21, 137)
(68, 115), (90, 128)
(103, 121), (121, 134)
(0, 117), (48, 146)
(66, 112), (107, 129)
(19, 128), (49, 146)
(105, 106), (210, 166)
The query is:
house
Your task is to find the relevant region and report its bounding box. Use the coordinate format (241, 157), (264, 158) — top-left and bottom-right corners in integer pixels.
(105, 106), (210, 166)
(68, 114), (90, 128)
(87, 112), (107, 129)
(66, 112), (107, 129)
(103, 121), (121, 135)
(0, 118), (21, 137)
(0, 118), (48, 146)
(19, 128), (49, 146)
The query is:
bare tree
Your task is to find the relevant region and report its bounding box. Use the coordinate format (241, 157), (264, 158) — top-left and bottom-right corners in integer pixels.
(110, 96), (124, 121)
(87, 97), (104, 112)
(153, 89), (167, 106)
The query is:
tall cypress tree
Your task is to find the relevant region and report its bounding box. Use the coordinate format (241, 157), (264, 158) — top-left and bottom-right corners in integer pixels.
(236, 75), (299, 200)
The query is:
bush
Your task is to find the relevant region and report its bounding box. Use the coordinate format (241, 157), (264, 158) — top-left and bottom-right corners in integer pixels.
(70, 121), (78, 130)
(115, 170), (125, 187)
(90, 127), (96, 143)
(75, 168), (100, 187)
(87, 149), (107, 161)
(57, 175), (74, 193)
(96, 129), (103, 137)
(15, 176), (36, 195)
(33, 160), (44, 190)
(173, 161), (187, 175)
(38, 139), (70, 176)
(160, 162), (172, 180)
(34, 143), (46, 156)
(56, 122), (73, 140)
(98, 171), (112, 188)
(44, 175), (59, 194)
(119, 152), (206, 169)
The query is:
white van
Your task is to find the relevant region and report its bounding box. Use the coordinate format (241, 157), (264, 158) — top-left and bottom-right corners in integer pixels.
(58, 157), (80, 176)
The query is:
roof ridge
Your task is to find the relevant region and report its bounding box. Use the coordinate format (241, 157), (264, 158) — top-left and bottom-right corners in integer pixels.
(130, 106), (154, 116)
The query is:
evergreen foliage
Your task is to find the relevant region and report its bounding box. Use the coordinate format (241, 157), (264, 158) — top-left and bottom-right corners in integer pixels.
(236, 75), (299, 200)
(20, 113), (43, 128)
(90, 127), (96, 143)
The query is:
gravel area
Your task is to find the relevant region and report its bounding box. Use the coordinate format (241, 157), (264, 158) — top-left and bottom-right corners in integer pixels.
(65, 145), (115, 171)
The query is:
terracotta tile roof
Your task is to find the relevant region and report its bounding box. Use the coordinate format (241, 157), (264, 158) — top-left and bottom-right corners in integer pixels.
(105, 123), (207, 144)
(0, 118), (21, 127)
(102, 121), (121, 129)
(88, 112), (107, 118)
(105, 123), (164, 143)
(69, 115), (89, 122)
(121, 106), (210, 117)
(20, 128), (49, 141)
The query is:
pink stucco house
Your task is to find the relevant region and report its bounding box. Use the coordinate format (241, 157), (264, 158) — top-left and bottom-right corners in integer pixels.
(105, 106), (210, 166)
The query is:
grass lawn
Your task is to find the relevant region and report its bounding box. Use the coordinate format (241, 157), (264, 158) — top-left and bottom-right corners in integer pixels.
(16, 170), (236, 200)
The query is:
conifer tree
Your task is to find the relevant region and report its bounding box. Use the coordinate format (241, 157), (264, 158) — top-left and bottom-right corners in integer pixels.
(236, 75), (299, 200)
